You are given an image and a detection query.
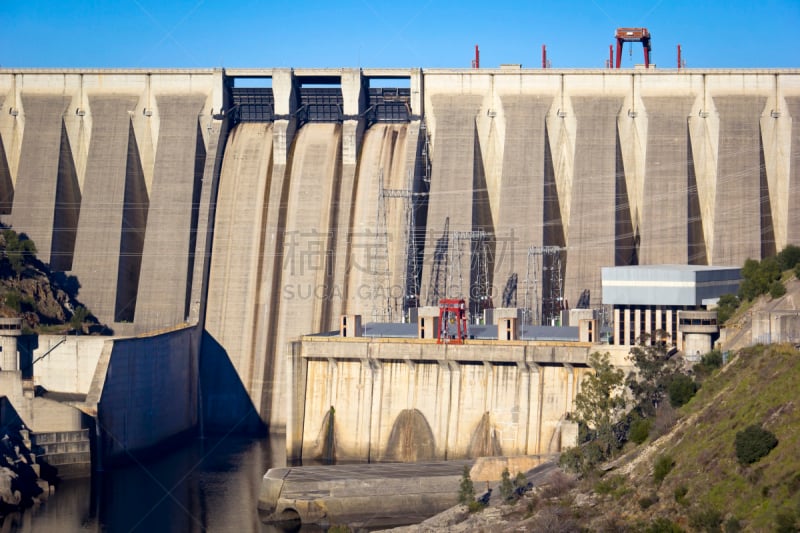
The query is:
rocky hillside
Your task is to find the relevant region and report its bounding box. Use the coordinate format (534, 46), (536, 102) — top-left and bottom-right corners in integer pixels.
(388, 268), (800, 532)
(389, 342), (799, 533)
(0, 228), (98, 334)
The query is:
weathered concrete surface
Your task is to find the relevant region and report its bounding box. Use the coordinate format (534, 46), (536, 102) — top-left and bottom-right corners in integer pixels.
(89, 325), (199, 464)
(258, 460), (473, 527)
(289, 337), (597, 463)
(27, 336), (110, 395)
(259, 456), (559, 529)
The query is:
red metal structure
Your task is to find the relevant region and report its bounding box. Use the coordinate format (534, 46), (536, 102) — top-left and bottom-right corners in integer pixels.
(471, 45), (480, 68)
(437, 298), (468, 344)
(677, 44), (682, 69)
(615, 27), (651, 68)
(542, 45), (547, 69)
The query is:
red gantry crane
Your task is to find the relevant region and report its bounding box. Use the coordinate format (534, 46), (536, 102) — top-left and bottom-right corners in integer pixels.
(615, 27), (651, 68)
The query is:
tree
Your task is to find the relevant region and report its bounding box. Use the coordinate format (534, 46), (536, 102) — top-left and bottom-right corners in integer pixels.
(739, 257), (781, 301)
(572, 352), (626, 455)
(716, 293), (740, 324)
(499, 467), (515, 502)
(458, 465), (475, 505)
(627, 334), (678, 417)
(668, 373), (697, 408)
(2, 229), (37, 279)
(776, 244), (800, 271)
(769, 281), (787, 299)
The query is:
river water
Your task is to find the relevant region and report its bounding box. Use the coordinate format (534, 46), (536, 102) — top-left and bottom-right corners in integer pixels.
(1, 435), (326, 533)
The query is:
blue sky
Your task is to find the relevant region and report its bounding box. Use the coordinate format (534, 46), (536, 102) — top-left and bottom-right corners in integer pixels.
(2, 0), (799, 69)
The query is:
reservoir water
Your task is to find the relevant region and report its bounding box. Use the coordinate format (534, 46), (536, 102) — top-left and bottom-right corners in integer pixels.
(1, 435), (325, 533)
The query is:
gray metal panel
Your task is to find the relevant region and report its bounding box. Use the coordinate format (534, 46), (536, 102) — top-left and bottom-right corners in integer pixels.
(601, 265), (741, 305)
(363, 322), (418, 338)
(520, 326), (579, 341)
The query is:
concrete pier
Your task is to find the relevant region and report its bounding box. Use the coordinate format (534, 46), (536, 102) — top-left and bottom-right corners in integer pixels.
(258, 460), (474, 527)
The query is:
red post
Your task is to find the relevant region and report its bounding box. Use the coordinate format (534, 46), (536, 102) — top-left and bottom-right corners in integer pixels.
(542, 44), (547, 69)
(615, 39), (623, 68)
(472, 45), (480, 68)
(609, 45), (614, 68)
(677, 44), (682, 69)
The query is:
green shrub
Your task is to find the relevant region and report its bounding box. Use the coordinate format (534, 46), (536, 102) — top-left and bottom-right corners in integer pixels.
(638, 494), (658, 509)
(777, 244), (800, 271)
(795, 262), (800, 280)
(467, 500), (485, 513)
(458, 465), (475, 505)
(716, 294), (740, 324)
(499, 467), (515, 502)
(595, 475), (625, 495)
(689, 508), (723, 532)
(668, 374), (697, 408)
(4, 291), (21, 312)
(629, 417), (652, 444)
(674, 484), (689, 506)
(653, 454), (674, 485)
(701, 350), (723, 369)
(734, 425), (778, 465)
(70, 305), (90, 330)
(775, 509), (798, 533)
(724, 517), (742, 533)
(647, 517), (686, 533)
(559, 442), (603, 475)
(769, 281), (787, 299)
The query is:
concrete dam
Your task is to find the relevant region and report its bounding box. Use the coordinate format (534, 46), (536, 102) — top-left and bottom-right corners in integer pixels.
(1, 67), (798, 441)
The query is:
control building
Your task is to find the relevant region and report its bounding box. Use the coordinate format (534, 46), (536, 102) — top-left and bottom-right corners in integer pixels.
(602, 265), (741, 358)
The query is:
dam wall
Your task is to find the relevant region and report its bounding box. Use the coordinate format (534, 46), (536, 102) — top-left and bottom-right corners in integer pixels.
(287, 336), (595, 462)
(89, 325), (200, 464)
(1, 67), (799, 433)
(0, 69), (225, 334)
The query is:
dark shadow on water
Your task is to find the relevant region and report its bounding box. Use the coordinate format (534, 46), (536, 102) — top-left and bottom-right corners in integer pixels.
(1, 435), (329, 532)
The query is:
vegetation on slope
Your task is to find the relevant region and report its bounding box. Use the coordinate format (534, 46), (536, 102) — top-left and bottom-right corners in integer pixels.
(0, 227), (101, 334)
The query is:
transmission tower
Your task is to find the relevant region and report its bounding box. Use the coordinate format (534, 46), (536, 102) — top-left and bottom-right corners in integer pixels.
(524, 246), (565, 326)
(448, 229), (492, 315)
(373, 168), (422, 321)
(426, 217), (449, 306)
(372, 168), (392, 322)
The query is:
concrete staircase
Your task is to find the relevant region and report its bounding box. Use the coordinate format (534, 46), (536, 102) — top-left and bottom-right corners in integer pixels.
(31, 429), (91, 478)
(28, 396), (91, 478)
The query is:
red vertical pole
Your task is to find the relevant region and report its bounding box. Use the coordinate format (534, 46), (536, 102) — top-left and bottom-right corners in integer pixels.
(643, 44), (650, 68)
(615, 39), (623, 68)
(677, 44), (682, 69)
(474, 45), (480, 68)
(542, 44), (547, 69)
(609, 45), (614, 68)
